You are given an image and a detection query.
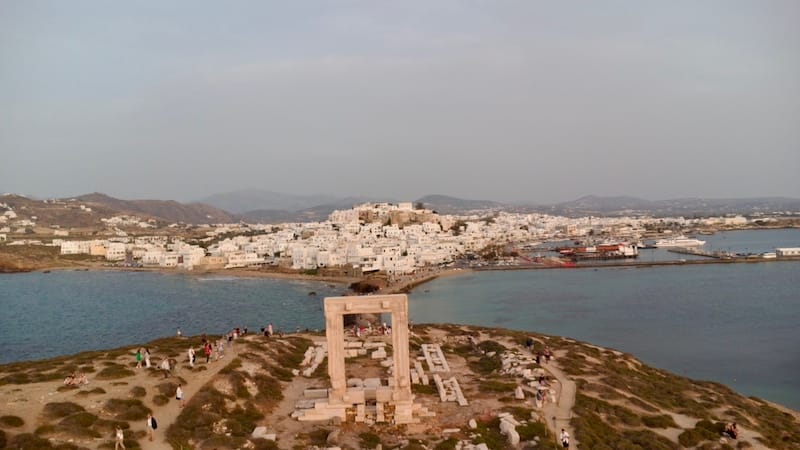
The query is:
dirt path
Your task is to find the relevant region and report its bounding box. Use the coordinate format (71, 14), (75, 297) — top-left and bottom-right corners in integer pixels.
(541, 351), (578, 449)
(139, 342), (243, 450)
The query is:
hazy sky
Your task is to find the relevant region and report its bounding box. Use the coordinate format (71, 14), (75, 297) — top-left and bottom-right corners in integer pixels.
(2, 1), (799, 203)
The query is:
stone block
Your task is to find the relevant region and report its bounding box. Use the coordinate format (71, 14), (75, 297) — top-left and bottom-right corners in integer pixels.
(371, 348), (387, 359)
(343, 388), (365, 404)
(251, 426), (270, 439)
(514, 386), (525, 400)
(347, 378), (364, 388)
(304, 388), (329, 399)
(364, 378), (382, 388)
(375, 386), (393, 402)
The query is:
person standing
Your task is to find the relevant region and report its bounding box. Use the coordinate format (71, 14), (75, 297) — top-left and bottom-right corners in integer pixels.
(188, 346), (195, 368)
(135, 348), (142, 369)
(160, 358), (170, 378)
(267, 323), (273, 337)
(216, 340), (224, 360)
(176, 384), (184, 407)
(560, 429), (570, 448)
(145, 413), (155, 441)
(144, 348), (151, 369)
(204, 341), (212, 363)
(115, 426), (126, 450)
(176, 327), (182, 337)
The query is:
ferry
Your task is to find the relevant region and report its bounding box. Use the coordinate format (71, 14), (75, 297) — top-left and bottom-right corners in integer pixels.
(654, 236), (706, 248)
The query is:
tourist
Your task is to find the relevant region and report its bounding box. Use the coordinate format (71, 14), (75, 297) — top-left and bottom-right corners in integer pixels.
(560, 429), (570, 448)
(544, 346), (552, 363)
(145, 413), (155, 441)
(724, 422), (739, 439)
(144, 348), (151, 368)
(188, 346), (196, 367)
(115, 426), (126, 450)
(176, 384), (184, 407)
(135, 348), (142, 369)
(216, 339), (225, 360)
(204, 341), (212, 363)
(160, 358), (170, 378)
(525, 336), (533, 351)
(63, 373), (75, 386)
(267, 323), (273, 337)
(176, 327), (182, 337)
(77, 372), (89, 385)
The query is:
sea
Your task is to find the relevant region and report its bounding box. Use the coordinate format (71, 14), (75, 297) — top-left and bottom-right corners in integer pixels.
(0, 229), (798, 410)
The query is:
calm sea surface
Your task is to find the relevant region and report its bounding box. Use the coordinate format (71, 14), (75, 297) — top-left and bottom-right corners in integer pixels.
(0, 273), (340, 363)
(0, 229), (798, 410)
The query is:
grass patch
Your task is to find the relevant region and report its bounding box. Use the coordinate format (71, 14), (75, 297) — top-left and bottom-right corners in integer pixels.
(95, 363), (135, 380)
(0, 415), (24, 427)
(75, 387), (106, 397)
(359, 432), (382, 448)
(130, 386), (146, 398)
(517, 421), (548, 441)
(253, 374), (283, 402)
(104, 398), (151, 420)
(43, 402), (86, 419)
(479, 380), (517, 393)
(219, 358), (242, 374)
(434, 437), (458, 450)
(153, 394), (169, 406)
(472, 417), (507, 449)
(642, 413), (679, 428)
(501, 406), (533, 422)
(412, 383), (438, 396)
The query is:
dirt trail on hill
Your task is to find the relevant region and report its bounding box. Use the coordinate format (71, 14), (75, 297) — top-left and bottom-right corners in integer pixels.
(140, 342), (243, 450)
(542, 350), (578, 449)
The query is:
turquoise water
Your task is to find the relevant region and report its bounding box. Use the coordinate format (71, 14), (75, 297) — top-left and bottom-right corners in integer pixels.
(0, 271), (341, 363)
(0, 229), (798, 410)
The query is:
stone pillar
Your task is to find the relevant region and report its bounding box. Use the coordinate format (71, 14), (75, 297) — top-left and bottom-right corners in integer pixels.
(325, 307), (346, 402)
(391, 304), (412, 402)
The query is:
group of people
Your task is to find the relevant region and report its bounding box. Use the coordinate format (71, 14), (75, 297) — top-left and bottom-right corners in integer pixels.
(134, 347), (151, 369)
(349, 321), (392, 338)
(525, 337), (553, 365)
(63, 371), (89, 386)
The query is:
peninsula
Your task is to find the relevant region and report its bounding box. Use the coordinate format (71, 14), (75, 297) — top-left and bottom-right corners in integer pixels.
(1, 323), (798, 449)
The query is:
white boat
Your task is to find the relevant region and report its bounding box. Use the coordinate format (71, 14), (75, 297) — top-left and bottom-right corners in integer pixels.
(654, 236), (706, 248)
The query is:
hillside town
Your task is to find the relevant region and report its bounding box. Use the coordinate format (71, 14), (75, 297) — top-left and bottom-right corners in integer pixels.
(2, 196), (798, 275)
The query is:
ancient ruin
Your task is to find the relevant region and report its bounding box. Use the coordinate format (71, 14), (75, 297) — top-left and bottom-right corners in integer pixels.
(295, 294), (432, 424)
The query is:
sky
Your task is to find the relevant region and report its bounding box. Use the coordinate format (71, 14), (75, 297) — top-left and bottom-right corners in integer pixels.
(1, 1), (799, 204)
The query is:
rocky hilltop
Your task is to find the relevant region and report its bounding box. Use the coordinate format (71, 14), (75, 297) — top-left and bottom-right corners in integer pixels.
(0, 325), (797, 449)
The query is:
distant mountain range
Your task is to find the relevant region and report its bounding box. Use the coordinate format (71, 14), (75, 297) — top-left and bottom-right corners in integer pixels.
(75, 193), (236, 224)
(518, 195), (800, 217)
(3, 191), (798, 226)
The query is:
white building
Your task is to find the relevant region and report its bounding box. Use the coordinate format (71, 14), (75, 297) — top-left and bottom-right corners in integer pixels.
(60, 240), (92, 255)
(106, 242), (127, 261)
